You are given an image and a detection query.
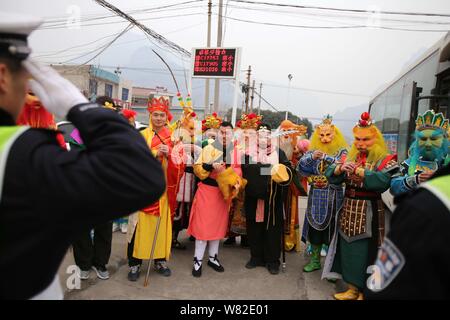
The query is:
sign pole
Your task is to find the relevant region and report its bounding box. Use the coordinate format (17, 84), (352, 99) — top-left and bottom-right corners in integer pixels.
(231, 48), (241, 127)
(213, 0), (224, 113)
(204, 0), (212, 112)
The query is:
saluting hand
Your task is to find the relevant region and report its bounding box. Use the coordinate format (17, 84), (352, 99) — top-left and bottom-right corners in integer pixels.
(23, 59), (88, 118)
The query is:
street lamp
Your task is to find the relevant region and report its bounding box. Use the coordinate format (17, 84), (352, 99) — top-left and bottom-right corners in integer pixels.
(114, 66), (122, 76)
(286, 74), (293, 120)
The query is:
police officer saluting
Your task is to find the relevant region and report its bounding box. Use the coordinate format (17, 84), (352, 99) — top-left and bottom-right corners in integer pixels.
(0, 12), (165, 299)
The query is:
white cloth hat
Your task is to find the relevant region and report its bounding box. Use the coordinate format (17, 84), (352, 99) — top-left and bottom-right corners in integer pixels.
(0, 12), (43, 60)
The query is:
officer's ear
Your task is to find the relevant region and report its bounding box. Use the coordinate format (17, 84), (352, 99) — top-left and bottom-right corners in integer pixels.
(0, 62), (9, 94)
(0, 57), (22, 93)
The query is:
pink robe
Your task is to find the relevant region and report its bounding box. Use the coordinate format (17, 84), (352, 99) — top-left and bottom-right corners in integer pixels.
(188, 148), (242, 241)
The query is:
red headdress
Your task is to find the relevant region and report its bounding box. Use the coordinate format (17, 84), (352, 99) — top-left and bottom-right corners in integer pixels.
(17, 92), (55, 129)
(147, 96), (173, 121)
(356, 112), (373, 128)
(122, 109), (137, 120)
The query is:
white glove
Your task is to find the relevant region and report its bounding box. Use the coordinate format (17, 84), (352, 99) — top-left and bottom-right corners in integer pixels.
(23, 59), (89, 118)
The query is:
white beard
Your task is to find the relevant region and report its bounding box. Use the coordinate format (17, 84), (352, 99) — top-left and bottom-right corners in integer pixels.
(280, 138), (294, 160)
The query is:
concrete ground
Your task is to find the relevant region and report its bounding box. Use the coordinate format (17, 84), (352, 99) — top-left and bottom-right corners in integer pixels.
(58, 230), (344, 300)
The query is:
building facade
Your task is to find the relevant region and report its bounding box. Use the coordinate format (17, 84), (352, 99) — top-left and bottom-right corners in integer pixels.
(53, 65), (133, 108)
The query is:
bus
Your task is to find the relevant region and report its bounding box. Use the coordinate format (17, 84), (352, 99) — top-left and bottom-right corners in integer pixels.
(369, 32), (450, 210)
(369, 32), (450, 162)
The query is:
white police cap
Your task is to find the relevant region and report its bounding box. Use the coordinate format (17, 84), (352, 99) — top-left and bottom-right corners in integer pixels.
(0, 12), (43, 60)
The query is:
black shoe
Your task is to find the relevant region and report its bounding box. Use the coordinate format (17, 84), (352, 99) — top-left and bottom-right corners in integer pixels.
(154, 260), (172, 277)
(245, 260), (264, 269)
(207, 255), (225, 272)
(267, 263), (280, 275)
(192, 258), (202, 278)
(223, 237), (236, 246)
(128, 265), (140, 282)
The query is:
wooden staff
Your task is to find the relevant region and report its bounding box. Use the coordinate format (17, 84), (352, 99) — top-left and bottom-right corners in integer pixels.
(144, 131), (167, 287)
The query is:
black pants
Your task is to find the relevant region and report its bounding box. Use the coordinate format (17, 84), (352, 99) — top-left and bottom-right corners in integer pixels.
(127, 227), (165, 267)
(308, 225), (332, 246)
(172, 202), (191, 240)
(73, 221), (113, 271)
(246, 218), (282, 265)
(128, 228), (142, 267)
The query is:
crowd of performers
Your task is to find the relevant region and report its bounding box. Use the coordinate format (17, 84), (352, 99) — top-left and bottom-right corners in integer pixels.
(18, 91), (449, 300)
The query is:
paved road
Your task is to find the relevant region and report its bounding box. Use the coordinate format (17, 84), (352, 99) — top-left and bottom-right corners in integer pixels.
(58, 231), (342, 300)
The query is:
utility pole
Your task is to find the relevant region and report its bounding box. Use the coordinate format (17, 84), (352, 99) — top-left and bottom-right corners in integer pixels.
(213, 0), (224, 113)
(245, 65), (251, 113)
(250, 79), (255, 113)
(204, 0), (212, 112)
(257, 82), (262, 115)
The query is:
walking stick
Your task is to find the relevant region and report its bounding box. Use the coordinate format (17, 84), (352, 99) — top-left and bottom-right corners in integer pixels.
(282, 212), (287, 273)
(144, 213), (162, 287)
(144, 130), (167, 287)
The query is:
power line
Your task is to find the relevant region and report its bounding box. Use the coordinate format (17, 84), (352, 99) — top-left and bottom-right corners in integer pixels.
(220, 14), (450, 32)
(34, 21), (206, 60)
(249, 89), (362, 122)
(250, 87), (279, 112)
(39, 12), (206, 30)
(56, 23), (134, 69)
(262, 82), (371, 98)
(228, 0), (450, 18)
(225, 4), (450, 26)
(33, 30), (124, 58)
(93, 0), (191, 56)
(41, 4), (209, 29)
(42, 0), (206, 24)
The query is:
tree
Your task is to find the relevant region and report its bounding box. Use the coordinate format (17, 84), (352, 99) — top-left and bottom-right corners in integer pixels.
(225, 108), (313, 138)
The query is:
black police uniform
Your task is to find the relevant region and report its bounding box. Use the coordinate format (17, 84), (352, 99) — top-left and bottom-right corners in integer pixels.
(366, 164), (450, 299)
(0, 104), (165, 299)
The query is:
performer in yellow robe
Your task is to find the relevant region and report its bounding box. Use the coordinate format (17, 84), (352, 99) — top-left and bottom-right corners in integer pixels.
(127, 97), (185, 281)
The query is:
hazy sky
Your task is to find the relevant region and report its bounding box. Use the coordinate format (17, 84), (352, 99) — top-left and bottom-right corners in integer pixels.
(2, 0), (449, 121)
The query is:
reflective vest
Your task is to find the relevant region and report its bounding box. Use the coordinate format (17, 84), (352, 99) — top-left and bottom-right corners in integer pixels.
(0, 126), (29, 203)
(421, 174), (450, 211)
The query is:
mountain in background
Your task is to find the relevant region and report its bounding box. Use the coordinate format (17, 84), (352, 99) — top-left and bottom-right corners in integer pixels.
(332, 104), (368, 143)
(56, 31), (372, 125)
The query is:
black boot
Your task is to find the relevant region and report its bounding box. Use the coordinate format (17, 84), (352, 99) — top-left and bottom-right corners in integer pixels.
(267, 262), (280, 275)
(192, 257), (202, 278)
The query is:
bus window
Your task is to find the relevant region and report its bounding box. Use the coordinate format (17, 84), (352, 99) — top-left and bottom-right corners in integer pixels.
(383, 80), (403, 133)
(370, 91), (387, 131)
(403, 51), (440, 115)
